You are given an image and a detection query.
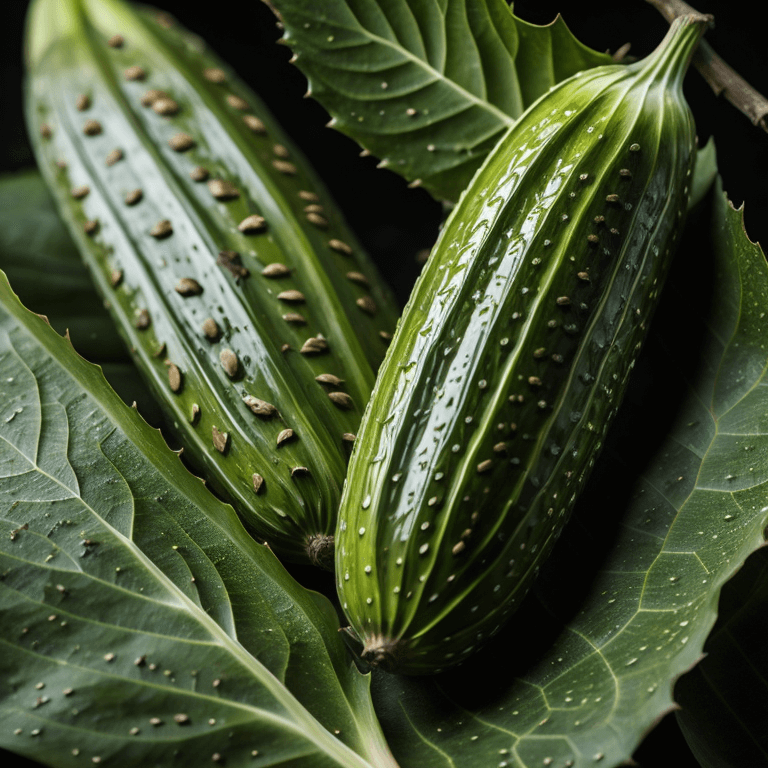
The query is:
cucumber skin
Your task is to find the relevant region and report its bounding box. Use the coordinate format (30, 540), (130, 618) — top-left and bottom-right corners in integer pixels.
(25, 0), (399, 566)
(336, 17), (707, 673)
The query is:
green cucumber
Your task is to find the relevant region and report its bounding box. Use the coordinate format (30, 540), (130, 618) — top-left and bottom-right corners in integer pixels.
(336, 15), (708, 672)
(25, 0), (399, 567)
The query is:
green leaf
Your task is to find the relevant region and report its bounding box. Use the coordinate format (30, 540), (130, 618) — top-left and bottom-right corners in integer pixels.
(0, 170), (125, 364)
(0, 170), (163, 425)
(267, 0), (613, 201)
(675, 546), (768, 767)
(0, 271), (396, 768)
(367, 178), (768, 767)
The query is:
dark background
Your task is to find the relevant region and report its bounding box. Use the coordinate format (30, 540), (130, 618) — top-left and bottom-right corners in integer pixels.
(1, 1), (765, 766)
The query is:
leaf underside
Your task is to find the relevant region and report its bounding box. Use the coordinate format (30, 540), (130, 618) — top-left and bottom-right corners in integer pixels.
(0, 271), (393, 768)
(368, 179), (768, 768)
(268, 0), (614, 201)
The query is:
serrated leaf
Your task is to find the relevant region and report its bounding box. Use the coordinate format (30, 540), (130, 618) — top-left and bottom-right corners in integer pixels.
(267, 0), (613, 201)
(366, 178), (768, 767)
(0, 270), (397, 768)
(675, 546), (768, 768)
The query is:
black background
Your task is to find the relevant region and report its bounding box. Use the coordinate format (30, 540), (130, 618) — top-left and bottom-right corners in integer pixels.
(1, 1), (765, 766)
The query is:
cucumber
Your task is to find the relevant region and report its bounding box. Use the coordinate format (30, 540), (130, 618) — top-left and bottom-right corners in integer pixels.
(25, 0), (399, 567)
(336, 15), (709, 672)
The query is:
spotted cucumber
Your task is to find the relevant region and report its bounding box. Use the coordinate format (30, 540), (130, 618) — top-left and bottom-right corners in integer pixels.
(25, 0), (399, 567)
(336, 15), (709, 672)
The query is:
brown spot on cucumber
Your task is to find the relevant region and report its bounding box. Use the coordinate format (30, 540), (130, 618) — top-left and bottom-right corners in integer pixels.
(134, 309), (150, 330)
(123, 66), (147, 81)
(76, 94), (90, 111)
(105, 148), (123, 166)
(300, 336), (328, 355)
(107, 35), (124, 48)
(175, 278), (202, 296)
(477, 460), (493, 473)
(291, 466), (310, 478)
(168, 132), (195, 152)
(149, 219), (173, 239)
(238, 214), (266, 233)
(328, 239), (352, 256)
(556, 296), (571, 306)
(261, 263), (291, 278)
(379, 331), (393, 344)
(346, 271), (369, 288)
(189, 166), (209, 182)
(219, 349), (239, 378)
(342, 432), (356, 443)
(140, 89), (167, 107)
(83, 119), (102, 136)
(152, 98), (180, 116)
(305, 211), (328, 227)
(226, 94), (250, 111)
(40, 124), (52, 139)
(587, 234), (599, 245)
(243, 396), (277, 418)
(167, 363), (182, 393)
(208, 179), (240, 200)
(252, 473), (265, 493)
(577, 271), (590, 281)
(277, 290), (305, 303)
(212, 426), (229, 453)
(110, 270), (123, 288)
(328, 392), (354, 410)
(276, 428), (295, 447)
(528, 376), (542, 387)
(273, 144), (290, 158)
(273, 159), (298, 175)
(356, 296), (377, 315)
(299, 190), (319, 202)
(71, 185), (90, 200)
(203, 68), (227, 83)
(605, 194), (620, 204)
(619, 168), (632, 178)
(315, 373), (344, 387)
(83, 220), (99, 236)
(243, 115), (267, 134)
(282, 313), (306, 325)
(201, 318), (220, 340)
(124, 188), (143, 206)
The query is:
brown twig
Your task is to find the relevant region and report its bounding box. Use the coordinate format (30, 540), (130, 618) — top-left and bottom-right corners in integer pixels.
(646, 0), (768, 131)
